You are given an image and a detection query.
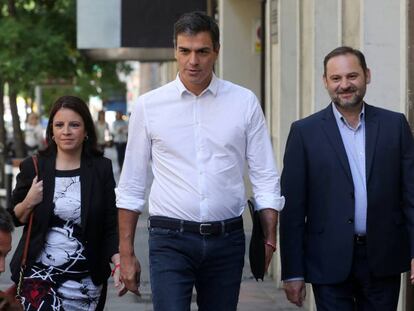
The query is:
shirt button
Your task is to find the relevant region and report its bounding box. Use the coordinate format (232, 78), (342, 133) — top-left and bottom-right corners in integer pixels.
(348, 218), (354, 224)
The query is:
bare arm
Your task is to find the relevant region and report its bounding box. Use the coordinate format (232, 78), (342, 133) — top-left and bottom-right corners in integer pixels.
(259, 208), (278, 271)
(118, 208), (141, 296)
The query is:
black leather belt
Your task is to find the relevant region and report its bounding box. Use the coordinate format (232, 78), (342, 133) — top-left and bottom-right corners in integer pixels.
(354, 234), (366, 245)
(148, 216), (243, 236)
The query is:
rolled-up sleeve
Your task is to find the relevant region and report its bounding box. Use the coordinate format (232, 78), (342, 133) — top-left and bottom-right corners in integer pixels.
(246, 94), (285, 211)
(116, 98), (151, 213)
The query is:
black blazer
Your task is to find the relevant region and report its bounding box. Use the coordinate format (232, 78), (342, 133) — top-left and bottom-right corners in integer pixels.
(9, 153), (118, 285)
(280, 104), (414, 284)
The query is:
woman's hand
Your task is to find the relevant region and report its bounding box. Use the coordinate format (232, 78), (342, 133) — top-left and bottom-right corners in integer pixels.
(14, 176), (43, 223)
(111, 253), (127, 296)
(24, 176), (43, 207)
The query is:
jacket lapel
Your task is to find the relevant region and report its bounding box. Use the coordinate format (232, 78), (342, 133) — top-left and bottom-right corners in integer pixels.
(364, 104), (379, 182)
(37, 155), (56, 223)
(80, 156), (93, 233)
(321, 105), (353, 183)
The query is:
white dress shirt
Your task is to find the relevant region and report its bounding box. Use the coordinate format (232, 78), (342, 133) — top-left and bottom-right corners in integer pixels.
(116, 74), (284, 222)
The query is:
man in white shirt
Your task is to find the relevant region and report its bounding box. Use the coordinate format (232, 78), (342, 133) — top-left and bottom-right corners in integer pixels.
(116, 11), (284, 311)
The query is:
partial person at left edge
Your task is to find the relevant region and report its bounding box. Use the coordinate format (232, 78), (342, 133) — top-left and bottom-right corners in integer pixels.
(0, 207), (22, 311)
(7, 96), (123, 310)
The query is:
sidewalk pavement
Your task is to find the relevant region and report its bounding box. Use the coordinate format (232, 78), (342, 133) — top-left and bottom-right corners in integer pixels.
(105, 277), (297, 311)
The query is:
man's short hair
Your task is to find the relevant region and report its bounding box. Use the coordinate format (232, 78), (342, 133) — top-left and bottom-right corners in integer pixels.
(323, 46), (368, 77)
(173, 11), (220, 51)
(0, 207), (13, 233)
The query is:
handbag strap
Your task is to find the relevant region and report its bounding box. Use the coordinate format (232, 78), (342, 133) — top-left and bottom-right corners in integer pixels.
(20, 155), (38, 267)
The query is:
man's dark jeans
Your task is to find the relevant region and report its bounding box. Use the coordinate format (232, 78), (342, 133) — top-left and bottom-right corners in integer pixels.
(149, 226), (245, 311)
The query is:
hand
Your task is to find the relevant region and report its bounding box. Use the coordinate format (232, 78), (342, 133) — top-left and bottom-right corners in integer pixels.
(410, 258), (414, 285)
(112, 263), (127, 296)
(111, 253), (127, 296)
(283, 280), (306, 307)
(0, 295), (21, 311)
(120, 253), (141, 296)
(24, 176), (43, 208)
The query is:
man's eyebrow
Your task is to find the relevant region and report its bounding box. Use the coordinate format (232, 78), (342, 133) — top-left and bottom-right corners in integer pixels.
(197, 47), (211, 52)
(177, 46), (212, 51)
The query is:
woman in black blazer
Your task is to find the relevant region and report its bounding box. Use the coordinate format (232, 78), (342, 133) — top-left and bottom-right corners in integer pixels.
(8, 96), (123, 310)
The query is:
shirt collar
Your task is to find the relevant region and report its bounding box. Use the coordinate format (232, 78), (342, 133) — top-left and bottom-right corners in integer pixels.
(332, 102), (365, 130)
(175, 73), (219, 97)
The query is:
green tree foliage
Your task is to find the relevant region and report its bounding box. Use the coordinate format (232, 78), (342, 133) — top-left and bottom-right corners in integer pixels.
(0, 0), (129, 158)
(0, 0), (72, 96)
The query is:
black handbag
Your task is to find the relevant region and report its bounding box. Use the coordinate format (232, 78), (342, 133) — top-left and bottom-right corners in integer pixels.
(248, 199), (265, 281)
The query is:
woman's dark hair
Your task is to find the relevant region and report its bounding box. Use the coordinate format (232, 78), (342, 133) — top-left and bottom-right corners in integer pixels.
(173, 11), (220, 51)
(40, 95), (102, 157)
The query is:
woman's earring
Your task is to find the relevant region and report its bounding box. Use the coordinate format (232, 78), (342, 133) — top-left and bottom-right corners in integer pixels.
(84, 135), (89, 141)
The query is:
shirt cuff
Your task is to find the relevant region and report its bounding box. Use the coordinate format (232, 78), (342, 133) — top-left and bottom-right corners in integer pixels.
(115, 188), (145, 213)
(254, 194), (285, 212)
(283, 277), (305, 282)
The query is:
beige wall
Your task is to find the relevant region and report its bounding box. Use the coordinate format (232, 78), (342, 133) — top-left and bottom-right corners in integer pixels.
(218, 0), (261, 98)
(271, 0), (407, 156)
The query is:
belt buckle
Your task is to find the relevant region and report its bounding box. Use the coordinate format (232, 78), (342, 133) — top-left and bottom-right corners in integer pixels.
(199, 223), (212, 235)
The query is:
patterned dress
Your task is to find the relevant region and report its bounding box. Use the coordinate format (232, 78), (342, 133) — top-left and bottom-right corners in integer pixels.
(20, 169), (102, 310)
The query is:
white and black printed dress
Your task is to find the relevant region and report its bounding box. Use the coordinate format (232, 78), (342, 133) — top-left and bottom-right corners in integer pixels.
(20, 169), (102, 310)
